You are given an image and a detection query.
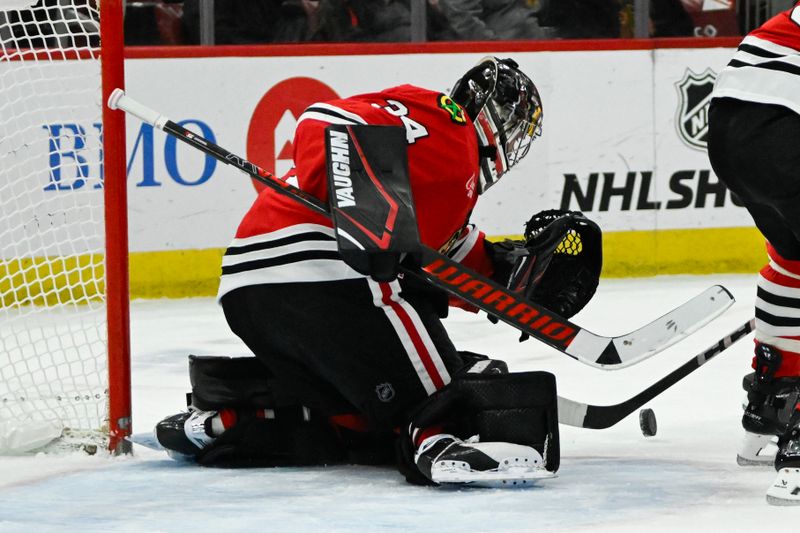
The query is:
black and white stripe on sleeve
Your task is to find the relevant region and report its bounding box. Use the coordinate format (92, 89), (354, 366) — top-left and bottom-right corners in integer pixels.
(297, 103), (368, 126)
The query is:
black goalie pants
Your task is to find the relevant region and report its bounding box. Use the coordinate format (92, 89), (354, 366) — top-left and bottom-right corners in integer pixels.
(708, 97), (800, 260)
(220, 278), (465, 430)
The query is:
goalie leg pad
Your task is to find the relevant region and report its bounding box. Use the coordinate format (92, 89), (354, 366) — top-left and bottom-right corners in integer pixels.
(397, 371), (560, 485)
(175, 355), (397, 467)
(188, 354), (288, 410)
(195, 407), (348, 468)
(165, 356), (345, 467)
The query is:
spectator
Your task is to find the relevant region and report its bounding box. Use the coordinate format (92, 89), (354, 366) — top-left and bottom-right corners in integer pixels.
(181, 0), (322, 44)
(538, 0), (620, 39)
(125, 1), (184, 45)
(650, 0), (693, 37)
(316, 0), (414, 42)
(430, 0), (554, 41)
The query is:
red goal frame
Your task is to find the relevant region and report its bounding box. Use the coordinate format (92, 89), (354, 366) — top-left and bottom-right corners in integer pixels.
(100, 0), (131, 454)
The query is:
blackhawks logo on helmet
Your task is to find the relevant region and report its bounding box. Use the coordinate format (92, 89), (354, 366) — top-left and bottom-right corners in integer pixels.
(437, 94), (467, 125)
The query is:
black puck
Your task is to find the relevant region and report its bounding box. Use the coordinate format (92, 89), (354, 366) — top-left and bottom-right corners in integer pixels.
(639, 408), (657, 437)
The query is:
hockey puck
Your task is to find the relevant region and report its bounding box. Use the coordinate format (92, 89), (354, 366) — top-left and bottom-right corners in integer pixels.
(639, 408), (657, 437)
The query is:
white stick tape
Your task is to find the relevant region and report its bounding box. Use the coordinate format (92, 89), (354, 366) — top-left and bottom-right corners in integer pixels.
(107, 88), (169, 130)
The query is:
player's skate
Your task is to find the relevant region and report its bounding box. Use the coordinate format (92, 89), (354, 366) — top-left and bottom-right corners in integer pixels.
(154, 408), (220, 460)
(766, 425), (800, 505)
(737, 431), (777, 466)
(415, 434), (554, 488)
(738, 344), (800, 465)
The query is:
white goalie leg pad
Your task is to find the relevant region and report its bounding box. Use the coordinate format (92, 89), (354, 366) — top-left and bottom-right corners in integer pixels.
(737, 431), (778, 466)
(0, 419), (63, 454)
(766, 467), (800, 505)
(418, 434), (554, 488)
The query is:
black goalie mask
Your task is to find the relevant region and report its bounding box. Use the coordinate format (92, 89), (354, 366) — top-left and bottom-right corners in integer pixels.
(450, 57), (543, 194)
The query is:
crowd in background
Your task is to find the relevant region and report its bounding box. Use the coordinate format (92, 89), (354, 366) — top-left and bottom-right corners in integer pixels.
(0, 0), (791, 48)
(126, 0), (771, 45)
(128, 0), (702, 45)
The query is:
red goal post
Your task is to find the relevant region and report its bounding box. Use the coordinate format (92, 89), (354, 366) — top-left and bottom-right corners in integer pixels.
(0, 0), (130, 454)
(101, 0), (131, 455)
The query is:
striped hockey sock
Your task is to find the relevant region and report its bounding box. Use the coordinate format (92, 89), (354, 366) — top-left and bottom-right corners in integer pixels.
(755, 243), (800, 377)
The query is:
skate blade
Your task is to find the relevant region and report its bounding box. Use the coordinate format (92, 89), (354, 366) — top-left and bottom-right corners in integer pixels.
(736, 454), (775, 467)
(126, 432), (164, 451)
(433, 463), (555, 488)
(766, 468), (800, 506)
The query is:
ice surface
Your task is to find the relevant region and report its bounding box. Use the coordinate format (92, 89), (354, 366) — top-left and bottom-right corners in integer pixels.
(2, 274), (800, 532)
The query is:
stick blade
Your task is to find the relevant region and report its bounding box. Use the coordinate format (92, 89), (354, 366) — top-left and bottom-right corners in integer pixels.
(567, 285), (735, 369)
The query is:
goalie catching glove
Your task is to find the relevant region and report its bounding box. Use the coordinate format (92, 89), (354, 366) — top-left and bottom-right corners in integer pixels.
(490, 209), (602, 322)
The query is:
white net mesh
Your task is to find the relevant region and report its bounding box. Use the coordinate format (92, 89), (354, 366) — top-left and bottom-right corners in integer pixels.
(0, 1), (107, 450)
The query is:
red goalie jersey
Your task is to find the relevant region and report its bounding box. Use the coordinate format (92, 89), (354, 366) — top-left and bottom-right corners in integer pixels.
(713, 4), (800, 114)
(218, 85), (493, 299)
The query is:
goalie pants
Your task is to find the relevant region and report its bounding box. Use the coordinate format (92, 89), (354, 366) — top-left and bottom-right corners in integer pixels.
(708, 97), (800, 376)
(220, 278), (465, 429)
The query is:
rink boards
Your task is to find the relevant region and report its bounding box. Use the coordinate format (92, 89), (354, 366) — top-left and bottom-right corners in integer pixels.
(9, 39), (765, 298)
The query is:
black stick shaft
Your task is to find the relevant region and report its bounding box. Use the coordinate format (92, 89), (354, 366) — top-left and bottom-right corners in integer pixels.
(579, 318), (755, 429)
(161, 120), (329, 217)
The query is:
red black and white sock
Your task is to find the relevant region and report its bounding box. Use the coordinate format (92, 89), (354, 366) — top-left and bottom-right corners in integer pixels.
(755, 243), (800, 378)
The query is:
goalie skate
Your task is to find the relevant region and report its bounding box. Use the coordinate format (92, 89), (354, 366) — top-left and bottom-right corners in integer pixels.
(416, 434), (555, 488)
(153, 409), (218, 460)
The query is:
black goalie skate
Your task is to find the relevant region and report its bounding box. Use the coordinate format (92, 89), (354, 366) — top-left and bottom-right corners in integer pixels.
(154, 409), (218, 460)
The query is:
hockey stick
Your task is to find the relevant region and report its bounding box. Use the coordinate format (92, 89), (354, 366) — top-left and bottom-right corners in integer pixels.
(557, 318), (755, 428)
(108, 90), (733, 370)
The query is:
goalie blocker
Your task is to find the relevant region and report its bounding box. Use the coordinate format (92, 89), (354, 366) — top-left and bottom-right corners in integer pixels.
(154, 354), (560, 486)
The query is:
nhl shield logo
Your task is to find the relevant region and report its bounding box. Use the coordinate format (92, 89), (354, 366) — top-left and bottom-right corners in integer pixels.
(674, 68), (717, 151)
(375, 383), (395, 403)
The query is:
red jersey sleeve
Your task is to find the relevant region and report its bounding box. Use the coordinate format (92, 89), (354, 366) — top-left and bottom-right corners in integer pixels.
(443, 224), (496, 312)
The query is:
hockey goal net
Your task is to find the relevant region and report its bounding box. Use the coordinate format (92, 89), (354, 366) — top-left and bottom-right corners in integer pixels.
(0, 0), (130, 454)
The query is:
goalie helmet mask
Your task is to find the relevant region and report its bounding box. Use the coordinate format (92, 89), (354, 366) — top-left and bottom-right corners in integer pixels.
(451, 57), (543, 194)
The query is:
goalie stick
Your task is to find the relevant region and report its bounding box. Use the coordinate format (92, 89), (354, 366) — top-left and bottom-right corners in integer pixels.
(557, 318), (755, 428)
(108, 89), (733, 370)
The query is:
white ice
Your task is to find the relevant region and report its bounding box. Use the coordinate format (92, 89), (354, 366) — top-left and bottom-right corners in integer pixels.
(2, 274), (800, 532)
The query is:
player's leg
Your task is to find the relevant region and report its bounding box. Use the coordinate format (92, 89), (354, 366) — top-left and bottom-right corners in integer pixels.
(245, 279), (562, 486)
(155, 276), (560, 486)
(155, 276), (466, 464)
(751, 243), (800, 504)
(223, 278), (466, 427)
(709, 98), (800, 501)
